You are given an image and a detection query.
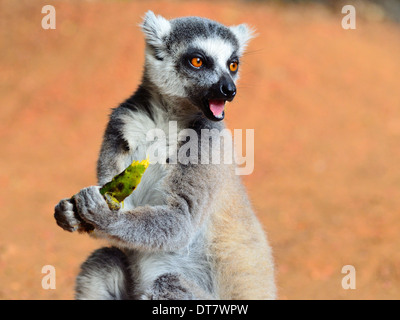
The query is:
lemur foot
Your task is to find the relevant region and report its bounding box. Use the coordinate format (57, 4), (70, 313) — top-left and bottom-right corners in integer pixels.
(142, 274), (197, 300)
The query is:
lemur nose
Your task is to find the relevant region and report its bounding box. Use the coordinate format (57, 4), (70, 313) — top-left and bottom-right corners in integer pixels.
(220, 78), (236, 101)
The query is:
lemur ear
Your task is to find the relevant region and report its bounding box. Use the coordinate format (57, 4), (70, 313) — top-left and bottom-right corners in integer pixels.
(229, 24), (256, 55)
(140, 11), (171, 48)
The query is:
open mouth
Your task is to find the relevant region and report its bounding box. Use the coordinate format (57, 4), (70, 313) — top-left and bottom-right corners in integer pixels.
(207, 99), (226, 121)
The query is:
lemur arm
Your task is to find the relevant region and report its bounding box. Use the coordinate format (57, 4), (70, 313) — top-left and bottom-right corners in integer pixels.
(73, 161), (217, 251)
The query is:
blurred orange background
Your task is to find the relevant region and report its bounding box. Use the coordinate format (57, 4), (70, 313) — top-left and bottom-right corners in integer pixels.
(1, 0), (400, 299)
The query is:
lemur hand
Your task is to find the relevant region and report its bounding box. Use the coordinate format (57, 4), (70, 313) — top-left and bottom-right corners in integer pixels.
(54, 186), (117, 233)
(54, 197), (93, 233)
(72, 186), (120, 231)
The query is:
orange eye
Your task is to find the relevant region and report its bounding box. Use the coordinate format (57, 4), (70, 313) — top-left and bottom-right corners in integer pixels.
(229, 61), (238, 72)
(191, 57), (203, 68)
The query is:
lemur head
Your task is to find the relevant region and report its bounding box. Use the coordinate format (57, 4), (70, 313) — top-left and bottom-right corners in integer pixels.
(141, 11), (254, 121)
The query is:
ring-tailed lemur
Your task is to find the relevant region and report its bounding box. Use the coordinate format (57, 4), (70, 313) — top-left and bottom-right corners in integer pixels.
(54, 11), (276, 300)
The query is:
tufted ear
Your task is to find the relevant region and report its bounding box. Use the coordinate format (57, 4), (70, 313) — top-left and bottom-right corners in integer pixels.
(229, 24), (256, 55)
(140, 11), (171, 48)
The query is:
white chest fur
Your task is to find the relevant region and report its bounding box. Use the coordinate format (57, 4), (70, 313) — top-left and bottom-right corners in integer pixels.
(119, 108), (175, 209)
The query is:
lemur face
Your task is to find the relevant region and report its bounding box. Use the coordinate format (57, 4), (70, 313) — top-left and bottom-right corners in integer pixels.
(141, 12), (254, 121)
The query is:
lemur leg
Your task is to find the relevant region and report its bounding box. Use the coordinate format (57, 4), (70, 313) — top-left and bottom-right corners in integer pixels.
(143, 273), (214, 300)
(75, 247), (133, 300)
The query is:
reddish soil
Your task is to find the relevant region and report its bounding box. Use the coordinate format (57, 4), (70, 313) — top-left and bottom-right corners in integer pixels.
(1, 0), (400, 299)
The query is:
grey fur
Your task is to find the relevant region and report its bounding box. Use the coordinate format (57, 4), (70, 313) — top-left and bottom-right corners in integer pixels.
(75, 247), (132, 300)
(167, 16), (240, 53)
(54, 11), (272, 300)
(144, 273), (213, 300)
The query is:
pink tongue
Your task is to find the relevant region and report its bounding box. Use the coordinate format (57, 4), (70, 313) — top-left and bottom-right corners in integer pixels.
(209, 100), (225, 116)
